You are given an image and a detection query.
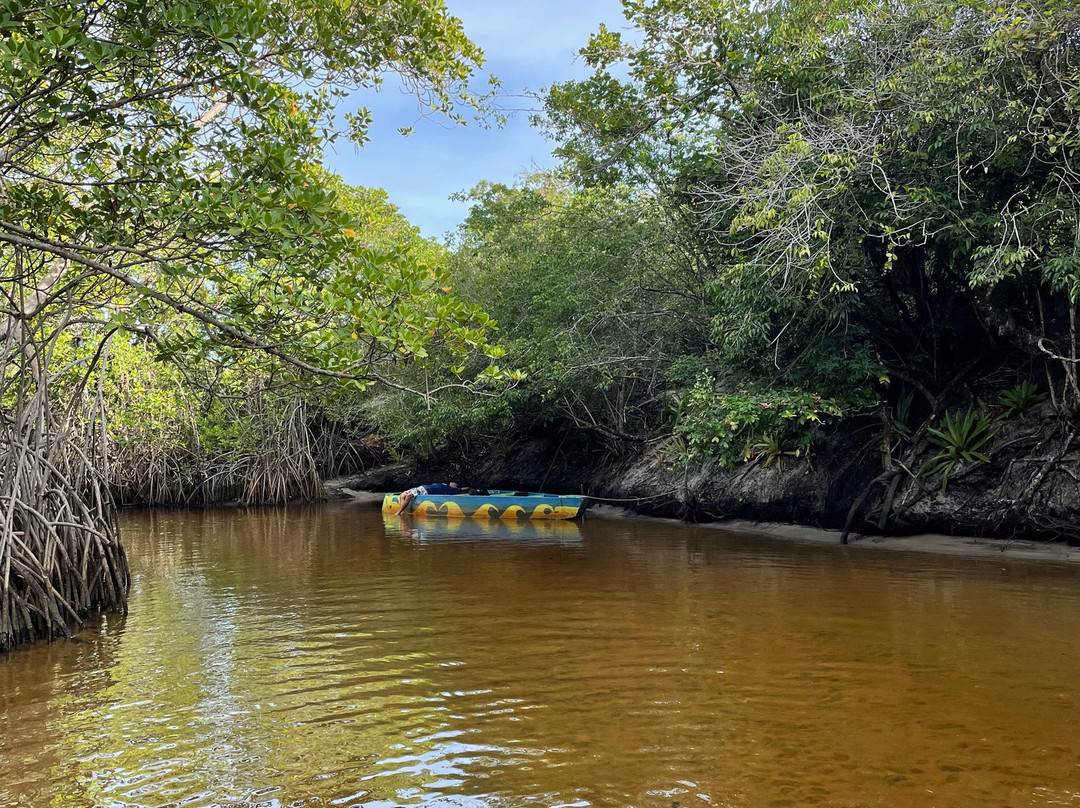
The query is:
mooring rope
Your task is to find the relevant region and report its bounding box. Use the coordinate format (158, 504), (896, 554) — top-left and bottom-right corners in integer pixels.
(584, 490), (681, 504)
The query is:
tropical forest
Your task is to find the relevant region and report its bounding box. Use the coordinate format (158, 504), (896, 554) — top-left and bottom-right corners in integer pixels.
(2, 0), (1080, 806)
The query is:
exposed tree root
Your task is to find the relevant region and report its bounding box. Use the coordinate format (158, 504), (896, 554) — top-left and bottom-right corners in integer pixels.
(1, 257), (129, 652)
(0, 358), (128, 653)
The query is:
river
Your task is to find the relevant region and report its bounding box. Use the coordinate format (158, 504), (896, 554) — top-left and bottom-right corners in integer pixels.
(2, 504), (1079, 807)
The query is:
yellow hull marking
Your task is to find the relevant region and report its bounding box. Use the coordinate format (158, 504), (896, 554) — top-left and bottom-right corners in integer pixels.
(383, 495), (579, 520)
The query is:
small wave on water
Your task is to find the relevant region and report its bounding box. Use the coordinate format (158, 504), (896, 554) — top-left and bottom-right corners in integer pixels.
(2, 504), (1080, 807)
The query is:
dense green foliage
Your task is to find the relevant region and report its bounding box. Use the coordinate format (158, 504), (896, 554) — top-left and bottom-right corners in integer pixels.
(7, 0), (1080, 495)
(72, 176), (464, 505)
(1, 0), (503, 392)
(366, 174), (711, 457)
(370, 0), (1080, 472)
(0, 0), (505, 649)
(0, 0), (508, 491)
(544, 0), (1080, 408)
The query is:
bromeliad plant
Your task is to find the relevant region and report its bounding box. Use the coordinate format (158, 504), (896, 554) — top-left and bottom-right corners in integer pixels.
(753, 434), (800, 473)
(920, 409), (999, 491)
(999, 381), (1047, 417)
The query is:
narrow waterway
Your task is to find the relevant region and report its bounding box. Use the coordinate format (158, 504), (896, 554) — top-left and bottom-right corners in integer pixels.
(2, 504), (1079, 807)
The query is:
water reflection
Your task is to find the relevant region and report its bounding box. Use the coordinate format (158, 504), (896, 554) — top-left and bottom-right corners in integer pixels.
(2, 504), (1080, 808)
(384, 513), (583, 546)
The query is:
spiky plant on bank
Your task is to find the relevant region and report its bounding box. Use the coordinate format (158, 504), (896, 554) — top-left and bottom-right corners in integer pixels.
(920, 409), (999, 491)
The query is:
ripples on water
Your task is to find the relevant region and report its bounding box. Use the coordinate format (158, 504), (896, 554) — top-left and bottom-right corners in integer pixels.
(2, 504), (1080, 807)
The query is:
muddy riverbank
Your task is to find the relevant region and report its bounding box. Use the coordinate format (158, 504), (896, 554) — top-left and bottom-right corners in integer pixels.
(338, 488), (1080, 566)
(331, 418), (1080, 558)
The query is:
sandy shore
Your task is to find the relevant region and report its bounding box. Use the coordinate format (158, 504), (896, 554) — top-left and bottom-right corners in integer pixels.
(586, 503), (1080, 566)
(713, 520), (1080, 565)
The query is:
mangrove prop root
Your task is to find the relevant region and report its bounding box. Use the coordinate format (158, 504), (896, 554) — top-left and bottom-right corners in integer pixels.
(0, 290), (129, 652)
(107, 389), (327, 507)
(0, 409), (129, 652)
(877, 474), (902, 533)
(840, 471), (891, 544)
(1012, 427), (1076, 512)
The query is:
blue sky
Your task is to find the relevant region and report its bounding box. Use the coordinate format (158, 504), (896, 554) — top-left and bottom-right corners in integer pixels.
(323, 0), (627, 241)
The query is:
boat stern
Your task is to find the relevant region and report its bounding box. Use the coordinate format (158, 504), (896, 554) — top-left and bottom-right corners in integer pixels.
(382, 493), (405, 515)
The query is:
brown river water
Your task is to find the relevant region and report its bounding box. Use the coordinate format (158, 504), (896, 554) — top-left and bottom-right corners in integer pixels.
(2, 504), (1080, 807)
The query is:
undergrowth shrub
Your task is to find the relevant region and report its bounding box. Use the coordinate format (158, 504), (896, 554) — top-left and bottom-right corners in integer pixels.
(674, 375), (861, 470)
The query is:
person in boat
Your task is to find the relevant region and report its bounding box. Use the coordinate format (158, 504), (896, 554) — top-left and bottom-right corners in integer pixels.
(398, 481), (468, 509)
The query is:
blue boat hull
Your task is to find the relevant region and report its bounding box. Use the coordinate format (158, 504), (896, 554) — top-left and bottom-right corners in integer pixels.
(382, 490), (584, 520)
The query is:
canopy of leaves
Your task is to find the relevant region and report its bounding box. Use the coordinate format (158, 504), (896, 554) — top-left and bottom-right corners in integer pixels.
(0, 0), (503, 393)
(544, 0), (1080, 417)
(366, 172), (716, 452)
